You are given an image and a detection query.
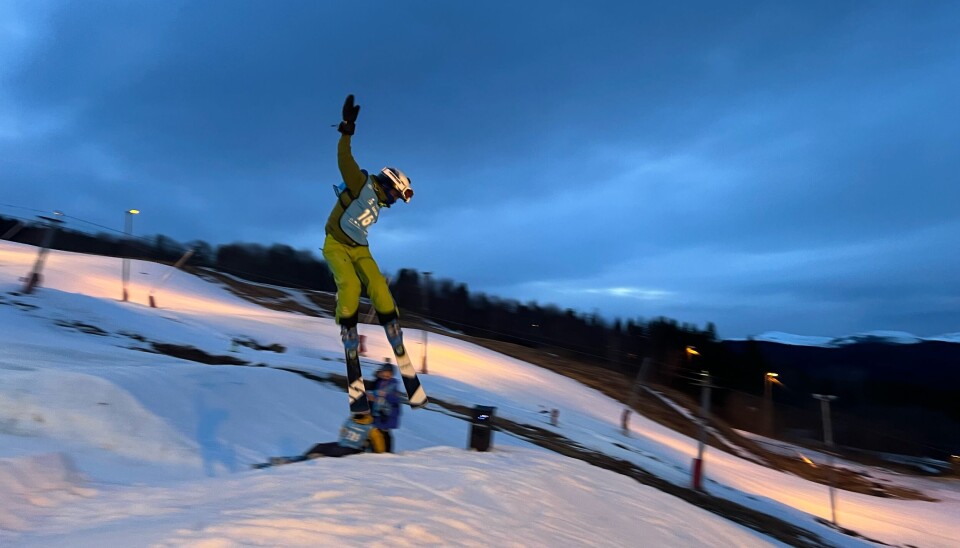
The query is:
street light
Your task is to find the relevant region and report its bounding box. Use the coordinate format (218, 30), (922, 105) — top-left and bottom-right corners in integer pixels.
(691, 368), (713, 490)
(763, 372), (781, 436)
(122, 209), (139, 302)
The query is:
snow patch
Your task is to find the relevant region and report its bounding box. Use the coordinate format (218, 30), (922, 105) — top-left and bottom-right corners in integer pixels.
(0, 453), (95, 531)
(0, 369), (199, 465)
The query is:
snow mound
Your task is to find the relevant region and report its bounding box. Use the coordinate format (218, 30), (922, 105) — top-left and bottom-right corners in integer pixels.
(85, 448), (770, 547)
(0, 453), (95, 531)
(0, 369), (199, 466)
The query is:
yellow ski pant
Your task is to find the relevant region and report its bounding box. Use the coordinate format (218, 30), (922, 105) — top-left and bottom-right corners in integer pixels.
(322, 234), (397, 325)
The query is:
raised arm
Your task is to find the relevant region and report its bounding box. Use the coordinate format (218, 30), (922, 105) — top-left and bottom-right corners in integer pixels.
(337, 95), (366, 193)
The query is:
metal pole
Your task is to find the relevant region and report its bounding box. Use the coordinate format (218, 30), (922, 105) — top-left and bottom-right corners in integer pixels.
(764, 375), (772, 435)
(23, 215), (63, 294)
(421, 271), (432, 374)
(764, 372), (780, 437)
(814, 394), (839, 526)
(698, 371), (712, 459)
(122, 209), (139, 302)
(692, 370), (711, 490)
(149, 248), (195, 308)
(2, 220), (24, 241)
(122, 211), (132, 301)
(623, 357), (651, 436)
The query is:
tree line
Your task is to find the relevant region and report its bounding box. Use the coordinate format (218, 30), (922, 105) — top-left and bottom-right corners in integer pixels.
(4, 214), (954, 458)
(0, 214), (718, 384)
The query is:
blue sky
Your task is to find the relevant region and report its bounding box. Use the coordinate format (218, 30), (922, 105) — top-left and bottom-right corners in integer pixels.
(2, 1), (958, 338)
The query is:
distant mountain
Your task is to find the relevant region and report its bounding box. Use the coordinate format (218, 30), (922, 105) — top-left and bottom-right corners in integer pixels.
(718, 334), (960, 458)
(728, 330), (960, 347)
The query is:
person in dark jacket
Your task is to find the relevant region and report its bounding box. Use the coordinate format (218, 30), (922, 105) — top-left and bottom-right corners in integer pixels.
(368, 363), (402, 452)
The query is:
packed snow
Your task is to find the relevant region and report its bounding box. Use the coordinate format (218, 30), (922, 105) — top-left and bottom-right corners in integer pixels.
(1, 240), (958, 547)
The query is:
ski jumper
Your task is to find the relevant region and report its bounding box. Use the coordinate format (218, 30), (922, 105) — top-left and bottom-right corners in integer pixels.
(322, 134), (398, 328)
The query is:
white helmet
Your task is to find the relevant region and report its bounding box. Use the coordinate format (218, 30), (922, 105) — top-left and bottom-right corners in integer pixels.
(379, 167), (413, 203)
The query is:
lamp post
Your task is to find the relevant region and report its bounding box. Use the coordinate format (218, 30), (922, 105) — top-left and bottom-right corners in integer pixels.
(691, 368), (713, 490)
(683, 346), (711, 489)
(763, 372), (780, 436)
(122, 209), (139, 302)
(813, 394), (839, 526)
(421, 271), (432, 374)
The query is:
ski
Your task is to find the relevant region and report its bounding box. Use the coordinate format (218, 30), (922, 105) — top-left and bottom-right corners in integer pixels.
(342, 326), (371, 414)
(384, 321), (428, 408)
(251, 455), (309, 469)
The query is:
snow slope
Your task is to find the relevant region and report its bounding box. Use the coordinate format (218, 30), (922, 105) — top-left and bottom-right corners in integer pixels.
(1, 240), (957, 547)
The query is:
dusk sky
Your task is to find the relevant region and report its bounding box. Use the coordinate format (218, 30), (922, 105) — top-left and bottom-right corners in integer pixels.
(2, 1), (958, 338)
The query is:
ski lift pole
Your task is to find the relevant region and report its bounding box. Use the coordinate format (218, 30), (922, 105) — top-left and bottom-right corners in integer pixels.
(23, 214), (64, 294)
(148, 248), (195, 308)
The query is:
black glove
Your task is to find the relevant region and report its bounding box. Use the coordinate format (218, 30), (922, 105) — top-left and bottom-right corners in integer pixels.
(338, 94), (360, 135)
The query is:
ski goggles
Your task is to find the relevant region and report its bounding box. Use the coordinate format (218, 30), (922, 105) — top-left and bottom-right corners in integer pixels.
(393, 186), (414, 202)
(380, 167), (414, 203)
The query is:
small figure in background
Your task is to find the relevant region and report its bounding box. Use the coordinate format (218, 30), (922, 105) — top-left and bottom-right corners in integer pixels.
(369, 363), (402, 452)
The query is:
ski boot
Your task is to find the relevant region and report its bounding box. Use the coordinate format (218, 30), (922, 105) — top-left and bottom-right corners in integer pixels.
(383, 319), (404, 350)
(341, 325), (360, 355)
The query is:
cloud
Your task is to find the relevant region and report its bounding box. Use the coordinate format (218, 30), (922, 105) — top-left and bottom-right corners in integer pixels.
(583, 287), (673, 300)
(2, 1), (959, 337)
